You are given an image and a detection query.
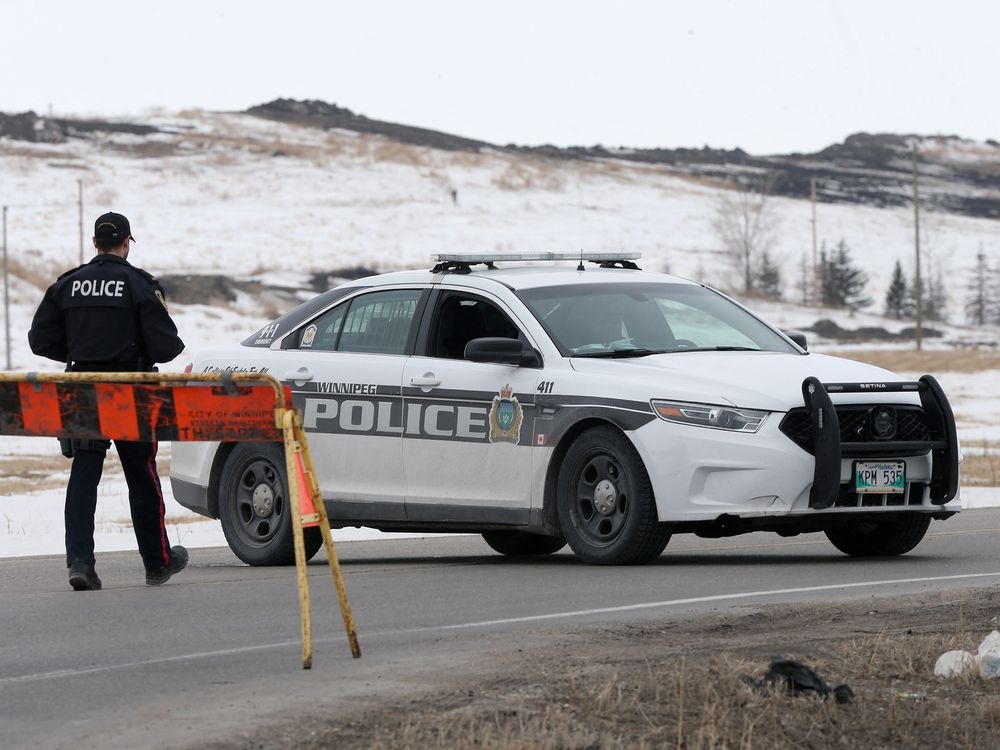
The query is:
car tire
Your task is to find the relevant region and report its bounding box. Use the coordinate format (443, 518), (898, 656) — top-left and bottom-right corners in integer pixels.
(824, 515), (931, 557)
(218, 443), (322, 566)
(556, 426), (670, 565)
(481, 530), (566, 557)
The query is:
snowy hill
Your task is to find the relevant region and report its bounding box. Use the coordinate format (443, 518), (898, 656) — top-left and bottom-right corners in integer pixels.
(2, 102), (999, 371)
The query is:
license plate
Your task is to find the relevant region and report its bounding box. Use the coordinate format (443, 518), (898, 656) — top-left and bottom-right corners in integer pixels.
(854, 461), (906, 494)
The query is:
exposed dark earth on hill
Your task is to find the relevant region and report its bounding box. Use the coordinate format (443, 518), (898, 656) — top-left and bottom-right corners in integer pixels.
(4, 98), (1000, 218)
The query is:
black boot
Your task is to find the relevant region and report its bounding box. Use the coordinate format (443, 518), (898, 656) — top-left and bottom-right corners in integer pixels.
(68, 562), (102, 591)
(145, 546), (189, 586)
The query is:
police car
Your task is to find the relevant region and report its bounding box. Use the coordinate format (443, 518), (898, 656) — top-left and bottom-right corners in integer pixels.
(169, 253), (960, 566)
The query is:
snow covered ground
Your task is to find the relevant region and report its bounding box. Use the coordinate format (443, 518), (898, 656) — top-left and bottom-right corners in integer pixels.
(2, 110), (999, 560)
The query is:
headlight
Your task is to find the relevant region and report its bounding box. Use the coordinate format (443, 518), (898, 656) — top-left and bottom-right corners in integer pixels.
(650, 400), (768, 433)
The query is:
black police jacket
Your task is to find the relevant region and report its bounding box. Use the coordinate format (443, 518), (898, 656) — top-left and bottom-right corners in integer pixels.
(28, 253), (185, 371)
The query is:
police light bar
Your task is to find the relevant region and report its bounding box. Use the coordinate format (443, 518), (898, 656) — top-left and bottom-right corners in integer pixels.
(432, 251), (641, 263)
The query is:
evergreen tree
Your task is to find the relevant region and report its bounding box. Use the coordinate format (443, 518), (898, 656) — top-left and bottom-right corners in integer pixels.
(988, 260), (1000, 325)
(818, 248), (834, 307)
(883, 260), (911, 319)
(819, 240), (872, 310)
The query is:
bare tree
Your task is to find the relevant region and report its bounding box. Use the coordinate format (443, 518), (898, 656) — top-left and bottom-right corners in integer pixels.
(712, 173), (781, 296)
(916, 220), (949, 323)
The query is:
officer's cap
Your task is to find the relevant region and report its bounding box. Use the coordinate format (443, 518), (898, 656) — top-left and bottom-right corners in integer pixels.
(94, 212), (136, 244)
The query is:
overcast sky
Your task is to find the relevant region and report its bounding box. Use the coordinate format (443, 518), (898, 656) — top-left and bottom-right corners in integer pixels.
(2, 1), (996, 155)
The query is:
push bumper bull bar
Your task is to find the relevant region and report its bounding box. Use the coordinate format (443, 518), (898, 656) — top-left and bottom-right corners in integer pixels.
(801, 375), (959, 509)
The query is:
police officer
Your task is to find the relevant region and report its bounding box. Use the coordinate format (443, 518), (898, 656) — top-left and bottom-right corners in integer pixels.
(28, 212), (188, 591)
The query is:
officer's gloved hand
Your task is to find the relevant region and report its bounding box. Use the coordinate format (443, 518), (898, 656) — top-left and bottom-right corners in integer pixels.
(59, 438), (111, 458)
(75, 439), (112, 454)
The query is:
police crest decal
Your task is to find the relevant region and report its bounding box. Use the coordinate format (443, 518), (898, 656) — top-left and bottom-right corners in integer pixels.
(489, 384), (523, 444)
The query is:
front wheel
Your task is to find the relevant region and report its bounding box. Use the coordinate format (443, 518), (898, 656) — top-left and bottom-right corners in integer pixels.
(556, 426), (670, 565)
(824, 515), (931, 557)
(218, 443), (322, 566)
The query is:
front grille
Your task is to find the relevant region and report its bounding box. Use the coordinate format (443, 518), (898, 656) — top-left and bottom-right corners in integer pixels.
(780, 405), (930, 455)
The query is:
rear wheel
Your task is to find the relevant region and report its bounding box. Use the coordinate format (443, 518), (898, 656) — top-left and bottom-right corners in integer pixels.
(824, 515), (931, 557)
(482, 530), (566, 557)
(557, 426), (670, 565)
(218, 443), (322, 566)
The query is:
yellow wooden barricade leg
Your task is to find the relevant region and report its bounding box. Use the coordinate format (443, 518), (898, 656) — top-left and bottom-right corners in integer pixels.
(295, 415), (361, 659)
(282, 409), (361, 669)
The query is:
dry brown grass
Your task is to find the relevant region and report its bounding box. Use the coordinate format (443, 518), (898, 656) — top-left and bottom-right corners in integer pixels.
(170, 128), (328, 163)
(493, 158), (567, 191)
(959, 440), (1000, 486)
(1, 451), (198, 533)
(368, 138), (432, 167)
(0, 453), (172, 496)
(201, 587), (1000, 750)
(0, 144), (70, 164)
(106, 141), (180, 159)
(824, 349), (1000, 374)
(0, 454), (68, 495)
(4, 255), (53, 291)
(90, 185), (119, 205)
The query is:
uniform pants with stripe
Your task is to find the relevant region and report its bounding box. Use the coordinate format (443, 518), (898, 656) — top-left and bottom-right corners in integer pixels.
(65, 440), (172, 572)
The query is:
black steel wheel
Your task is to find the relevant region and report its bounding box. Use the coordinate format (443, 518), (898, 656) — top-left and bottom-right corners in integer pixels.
(218, 443), (322, 566)
(824, 515), (931, 557)
(481, 530), (566, 557)
(556, 426), (670, 565)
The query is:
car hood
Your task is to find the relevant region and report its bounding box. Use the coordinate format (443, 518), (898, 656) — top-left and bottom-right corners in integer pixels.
(568, 351), (918, 411)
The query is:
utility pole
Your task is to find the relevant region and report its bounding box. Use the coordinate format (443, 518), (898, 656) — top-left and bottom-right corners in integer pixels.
(810, 177), (819, 306)
(911, 144), (923, 351)
(3, 205), (11, 370)
(78, 179), (84, 264)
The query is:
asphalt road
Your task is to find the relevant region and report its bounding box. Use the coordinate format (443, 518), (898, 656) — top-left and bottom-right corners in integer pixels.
(4, 508), (1000, 750)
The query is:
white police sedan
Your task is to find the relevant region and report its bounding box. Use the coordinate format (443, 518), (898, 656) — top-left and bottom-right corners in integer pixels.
(169, 253), (960, 565)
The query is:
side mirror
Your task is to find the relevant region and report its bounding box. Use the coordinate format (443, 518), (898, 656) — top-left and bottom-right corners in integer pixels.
(464, 337), (542, 367)
(784, 330), (808, 350)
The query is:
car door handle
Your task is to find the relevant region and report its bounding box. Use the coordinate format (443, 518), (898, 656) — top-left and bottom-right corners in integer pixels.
(409, 373), (441, 389)
(283, 368), (314, 382)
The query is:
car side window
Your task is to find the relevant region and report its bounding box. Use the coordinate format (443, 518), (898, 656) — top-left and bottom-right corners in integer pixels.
(295, 289), (421, 354)
(432, 293), (522, 359)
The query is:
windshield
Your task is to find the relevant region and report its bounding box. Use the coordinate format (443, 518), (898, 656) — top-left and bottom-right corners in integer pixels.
(517, 282), (799, 357)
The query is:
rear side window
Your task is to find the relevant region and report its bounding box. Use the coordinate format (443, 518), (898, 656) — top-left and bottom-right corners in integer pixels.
(244, 286), (360, 347)
(292, 289), (422, 354)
